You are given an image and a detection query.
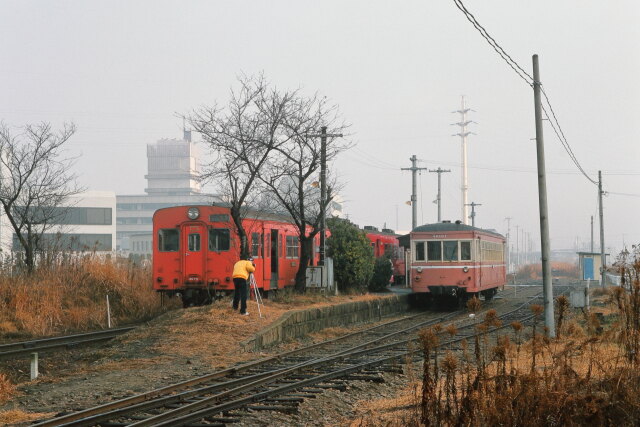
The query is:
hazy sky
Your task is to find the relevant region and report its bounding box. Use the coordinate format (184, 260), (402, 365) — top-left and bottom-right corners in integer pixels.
(1, 1), (639, 255)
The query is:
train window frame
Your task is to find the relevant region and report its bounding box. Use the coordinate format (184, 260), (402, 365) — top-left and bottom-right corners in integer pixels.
(460, 240), (472, 261)
(414, 241), (426, 261)
(427, 241), (442, 262)
(285, 235), (299, 259)
(158, 228), (179, 252)
(208, 228), (231, 252)
(251, 232), (262, 258)
(442, 240), (458, 262)
(188, 233), (201, 252)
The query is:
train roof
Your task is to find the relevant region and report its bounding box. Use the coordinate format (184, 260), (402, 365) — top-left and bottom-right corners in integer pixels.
(412, 222), (504, 238)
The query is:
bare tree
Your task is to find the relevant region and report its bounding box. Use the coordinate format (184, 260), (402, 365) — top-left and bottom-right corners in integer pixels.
(188, 75), (297, 258)
(259, 95), (349, 291)
(0, 122), (82, 273)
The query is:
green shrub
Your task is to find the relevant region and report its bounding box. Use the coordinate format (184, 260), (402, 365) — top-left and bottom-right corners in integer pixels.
(369, 255), (392, 292)
(327, 218), (374, 292)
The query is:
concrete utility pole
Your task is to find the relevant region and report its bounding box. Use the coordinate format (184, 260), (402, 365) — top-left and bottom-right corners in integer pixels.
(598, 170), (606, 287)
(429, 168), (451, 222)
(590, 215), (594, 253)
(532, 54), (555, 337)
(504, 217), (512, 273)
(452, 96), (475, 225)
(465, 202), (482, 227)
(310, 126), (343, 267)
(402, 155), (428, 230)
(515, 225), (520, 268)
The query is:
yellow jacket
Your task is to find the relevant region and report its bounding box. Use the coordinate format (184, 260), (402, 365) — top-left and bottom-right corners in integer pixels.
(232, 260), (256, 280)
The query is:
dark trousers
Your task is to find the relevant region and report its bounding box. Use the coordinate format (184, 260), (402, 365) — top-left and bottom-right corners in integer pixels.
(232, 278), (248, 314)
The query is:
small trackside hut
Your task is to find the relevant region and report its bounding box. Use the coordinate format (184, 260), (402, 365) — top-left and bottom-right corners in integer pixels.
(153, 205), (320, 307)
(409, 221), (506, 307)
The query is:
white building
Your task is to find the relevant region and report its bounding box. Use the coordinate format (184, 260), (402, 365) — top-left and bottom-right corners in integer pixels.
(116, 131), (221, 253)
(1, 191), (116, 254)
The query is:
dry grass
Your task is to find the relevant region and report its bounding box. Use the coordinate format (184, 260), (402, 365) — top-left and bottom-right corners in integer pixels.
(0, 373), (17, 404)
(0, 255), (174, 340)
(350, 247), (640, 426)
(0, 409), (55, 425)
(117, 293), (383, 370)
(516, 261), (579, 281)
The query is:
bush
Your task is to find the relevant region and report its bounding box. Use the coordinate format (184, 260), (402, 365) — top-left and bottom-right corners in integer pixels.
(327, 218), (374, 292)
(369, 255), (392, 292)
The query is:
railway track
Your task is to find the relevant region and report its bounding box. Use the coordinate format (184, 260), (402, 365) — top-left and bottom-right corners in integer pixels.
(34, 284), (573, 426)
(0, 327), (135, 361)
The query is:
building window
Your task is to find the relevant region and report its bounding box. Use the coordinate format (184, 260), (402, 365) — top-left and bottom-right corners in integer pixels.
(209, 228), (230, 251)
(13, 233), (113, 251)
(414, 242), (425, 261)
(427, 241), (442, 261)
(158, 228), (179, 252)
(443, 241), (458, 261)
(286, 235), (299, 258)
(251, 232), (262, 257)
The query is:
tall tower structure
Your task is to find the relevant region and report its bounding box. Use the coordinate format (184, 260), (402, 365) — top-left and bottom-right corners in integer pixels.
(452, 96), (475, 225)
(144, 130), (200, 196)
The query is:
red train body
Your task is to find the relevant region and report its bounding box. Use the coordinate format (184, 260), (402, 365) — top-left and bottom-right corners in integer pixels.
(153, 205), (319, 306)
(409, 222), (506, 303)
(364, 229), (406, 284)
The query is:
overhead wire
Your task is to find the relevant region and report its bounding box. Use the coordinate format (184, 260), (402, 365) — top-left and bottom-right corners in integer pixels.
(452, 0), (600, 188)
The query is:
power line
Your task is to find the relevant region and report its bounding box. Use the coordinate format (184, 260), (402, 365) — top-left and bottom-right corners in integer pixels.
(452, 0), (533, 87)
(452, 0), (598, 188)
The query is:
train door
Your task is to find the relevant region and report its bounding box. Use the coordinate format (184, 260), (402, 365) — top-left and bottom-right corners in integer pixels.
(181, 224), (206, 283)
(270, 229), (279, 288)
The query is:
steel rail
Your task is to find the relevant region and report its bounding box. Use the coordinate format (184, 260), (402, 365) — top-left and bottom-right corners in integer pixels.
(145, 292), (557, 427)
(0, 327), (135, 361)
(36, 284), (569, 426)
(32, 310), (445, 427)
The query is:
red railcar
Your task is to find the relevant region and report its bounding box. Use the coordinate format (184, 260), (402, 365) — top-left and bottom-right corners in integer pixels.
(409, 221), (506, 305)
(153, 205), (319, 306)
(364, 228), (406, 285)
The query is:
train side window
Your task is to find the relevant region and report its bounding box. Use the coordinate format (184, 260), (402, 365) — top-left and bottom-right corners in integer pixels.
(286, 235), (299, 258)
(443, 241), (458, 261)
(188, 233), (201, 251)
(460, 241), (472, 261)
(158, 228), (179, 252)
(251, 232), (261, 257)
(414, 242), (425, 261)
(209, 228), (230, 251)
(427, 241), (442, 261)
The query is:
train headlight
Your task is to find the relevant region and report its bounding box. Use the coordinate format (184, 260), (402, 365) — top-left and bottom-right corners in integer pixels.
(416, 267), (423, 273)
(187, 207), (200, 220)
(462, 266), (469, 273)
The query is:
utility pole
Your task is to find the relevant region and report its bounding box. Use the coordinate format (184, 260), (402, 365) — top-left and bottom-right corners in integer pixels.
(598, 170), (606, 287)
(532, 54), (555, 337)
(504, 217), (512, 273)
(590, 215), (594, 253)
(309, 126), (343, 267)
(515, 225), (520, 268)
(452, 96), (475, 225)
(402, 155), (428, 230)
(465, 202), (482, 227)
(429, 168), (451, 222)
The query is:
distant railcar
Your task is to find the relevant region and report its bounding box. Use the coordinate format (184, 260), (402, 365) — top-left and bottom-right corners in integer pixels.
(409, 221), (506, 306)
(364, 228), (406, 285)
(152, 205), (319, 306)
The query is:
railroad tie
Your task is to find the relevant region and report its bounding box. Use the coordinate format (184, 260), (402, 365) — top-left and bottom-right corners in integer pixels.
(246, 404), (297, 413)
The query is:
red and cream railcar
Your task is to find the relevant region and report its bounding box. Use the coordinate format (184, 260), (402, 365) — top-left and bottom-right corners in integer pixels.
(365, 230), (406, 284)
(409, 221), (506, 304)
(153, 205), (318, 306)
